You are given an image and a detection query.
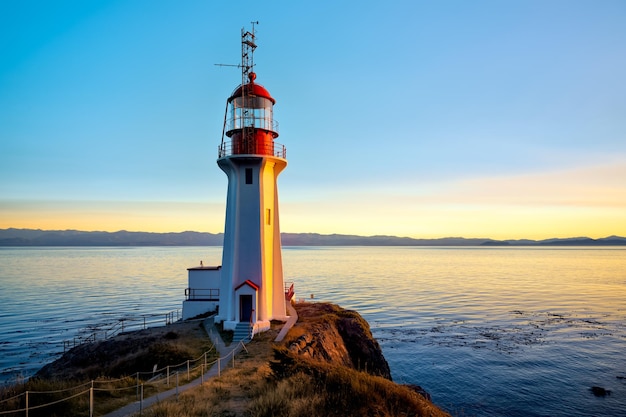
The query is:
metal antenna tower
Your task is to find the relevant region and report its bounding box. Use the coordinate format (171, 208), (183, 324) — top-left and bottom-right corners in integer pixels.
(216, 22), (260, 148)
(214, 21), (260, 77)
(241, 21), (259, 85)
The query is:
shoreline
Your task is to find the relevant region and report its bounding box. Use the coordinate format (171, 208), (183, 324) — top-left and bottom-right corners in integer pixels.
(1, 302), (451, 417)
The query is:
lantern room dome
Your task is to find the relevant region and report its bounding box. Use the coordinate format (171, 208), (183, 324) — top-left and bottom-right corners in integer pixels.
(228, 72), (275, 104)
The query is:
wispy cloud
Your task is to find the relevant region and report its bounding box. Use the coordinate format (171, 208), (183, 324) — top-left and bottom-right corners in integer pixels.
(438, 159), (626, 208)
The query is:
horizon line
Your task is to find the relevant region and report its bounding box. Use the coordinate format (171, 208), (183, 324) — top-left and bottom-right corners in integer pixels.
(1, 227), (624, 242)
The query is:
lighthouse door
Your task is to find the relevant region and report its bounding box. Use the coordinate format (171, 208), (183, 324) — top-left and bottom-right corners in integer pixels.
(240, 295), (253, 322)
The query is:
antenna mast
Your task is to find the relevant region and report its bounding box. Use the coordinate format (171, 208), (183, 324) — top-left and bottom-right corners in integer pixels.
(218, 22), (260, 149)
(241, 21), (258, 86)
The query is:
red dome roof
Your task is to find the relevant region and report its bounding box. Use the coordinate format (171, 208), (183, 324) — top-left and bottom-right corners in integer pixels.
(228, 73), (275, 104)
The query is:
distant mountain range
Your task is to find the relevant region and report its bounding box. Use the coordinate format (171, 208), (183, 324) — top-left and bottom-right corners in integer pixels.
(1, 228), (625, 246)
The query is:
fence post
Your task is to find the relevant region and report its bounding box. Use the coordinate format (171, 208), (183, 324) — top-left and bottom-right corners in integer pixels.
(218, 356), (221, 377)
(167, 365), (170, 386)
(187, 360), (190, 381)
(25, 391), (28, 417)
(176, 372), (179, 401)
(201, 359), (204, 384)
(140, 384), (144, 415)
(90, 387), (94, 417)
(136, 372), (139, 400)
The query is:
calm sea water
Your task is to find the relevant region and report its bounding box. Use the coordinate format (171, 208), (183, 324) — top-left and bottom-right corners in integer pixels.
(1, 246), (625, 416)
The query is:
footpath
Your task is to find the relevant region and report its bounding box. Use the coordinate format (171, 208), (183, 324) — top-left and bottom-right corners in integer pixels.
(102, 317), (245, 417)
(103, 307), (298, 417)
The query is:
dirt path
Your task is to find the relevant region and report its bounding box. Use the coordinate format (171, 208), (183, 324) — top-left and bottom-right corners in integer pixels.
(102, 317), (246, 417)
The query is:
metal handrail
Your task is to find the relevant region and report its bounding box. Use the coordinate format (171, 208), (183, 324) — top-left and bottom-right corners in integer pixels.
(284, 282), (295, 301)
(218, 141), (286, 159)
(185, 288), (220, 301)
(249, 309), (255, 340)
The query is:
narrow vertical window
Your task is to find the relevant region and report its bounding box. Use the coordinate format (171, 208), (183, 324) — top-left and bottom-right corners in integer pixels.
(245, 168), (253, 184)
(266, 208), (271, 225)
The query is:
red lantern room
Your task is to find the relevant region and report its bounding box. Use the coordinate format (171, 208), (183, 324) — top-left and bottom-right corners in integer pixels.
(224, 71), (279, 156)
(218, 25), (285, 160)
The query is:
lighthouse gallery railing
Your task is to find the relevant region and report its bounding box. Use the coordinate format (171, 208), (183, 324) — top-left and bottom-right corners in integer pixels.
(218, 141), (287, 159)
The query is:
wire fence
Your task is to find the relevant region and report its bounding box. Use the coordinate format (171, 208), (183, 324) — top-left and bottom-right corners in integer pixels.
(63, 309), (181, 352)
(0, 340), (248, 417)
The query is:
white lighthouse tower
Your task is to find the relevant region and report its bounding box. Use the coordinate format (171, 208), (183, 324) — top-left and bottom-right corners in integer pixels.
(215, 26), (288, 334)
(182, 25), (290, 336)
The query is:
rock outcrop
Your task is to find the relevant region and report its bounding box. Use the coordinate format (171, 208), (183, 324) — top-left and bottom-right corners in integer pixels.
(24, 302), (449, 417)
(284, 302), (392, 378)
(270, 302), (450, 416)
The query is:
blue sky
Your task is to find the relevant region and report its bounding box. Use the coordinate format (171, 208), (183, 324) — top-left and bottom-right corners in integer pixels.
(1, 0), (625, 239)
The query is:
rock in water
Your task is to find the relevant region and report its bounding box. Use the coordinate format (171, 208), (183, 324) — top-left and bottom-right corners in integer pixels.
(590, 386), (611, 397)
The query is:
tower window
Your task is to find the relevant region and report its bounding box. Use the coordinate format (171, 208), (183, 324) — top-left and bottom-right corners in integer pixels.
(245, 168), (253, 184)
(266, 208), (271, 225)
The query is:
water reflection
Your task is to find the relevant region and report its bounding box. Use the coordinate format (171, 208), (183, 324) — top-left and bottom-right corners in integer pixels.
(1, 246), (625, 416)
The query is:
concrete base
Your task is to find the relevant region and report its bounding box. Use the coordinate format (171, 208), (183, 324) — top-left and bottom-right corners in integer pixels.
(275, 302), (298, 342)
(222, 319), (272, 336)
(222, 320), (238, 331)
(252, 320), (271, 336)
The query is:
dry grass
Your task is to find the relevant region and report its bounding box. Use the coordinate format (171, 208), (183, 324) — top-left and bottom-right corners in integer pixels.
(141, 323), (280, 417)
(267, 347), (450, 417)
(0, 320), (218, 417)
(2, 305), (450, 417)
(141, 344), (449, 417)
(36, 320), (215, 381)
(139, 307), (450, 417)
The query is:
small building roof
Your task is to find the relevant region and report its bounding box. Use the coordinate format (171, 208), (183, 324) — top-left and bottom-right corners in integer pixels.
(235, 279), (260, 291)
(187, 265), (221, 271)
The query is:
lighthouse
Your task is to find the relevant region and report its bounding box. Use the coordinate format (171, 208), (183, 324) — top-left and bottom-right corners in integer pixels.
(182, 25), (291, 338)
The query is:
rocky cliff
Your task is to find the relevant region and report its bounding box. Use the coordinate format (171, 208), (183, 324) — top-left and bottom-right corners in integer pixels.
(282, 302), (392, 379)
(22, 302), (449, 416)
(270, 302), (449, 416)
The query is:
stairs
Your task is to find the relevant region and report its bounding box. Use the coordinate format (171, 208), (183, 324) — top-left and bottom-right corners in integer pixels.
(233, 322), (252, 342)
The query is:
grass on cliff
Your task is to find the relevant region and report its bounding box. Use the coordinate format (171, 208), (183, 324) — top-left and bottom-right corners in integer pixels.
(141, 343), (447, 417)
(140, 305), (449, 417)
(1, 304), (449, 417)
(0, 320), (218, 417)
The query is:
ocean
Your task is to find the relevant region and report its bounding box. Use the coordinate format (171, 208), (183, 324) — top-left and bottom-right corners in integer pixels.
(1, 246), (625, 416)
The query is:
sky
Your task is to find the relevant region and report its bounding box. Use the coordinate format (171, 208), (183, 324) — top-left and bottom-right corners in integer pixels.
(1, 0), (625, 240)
